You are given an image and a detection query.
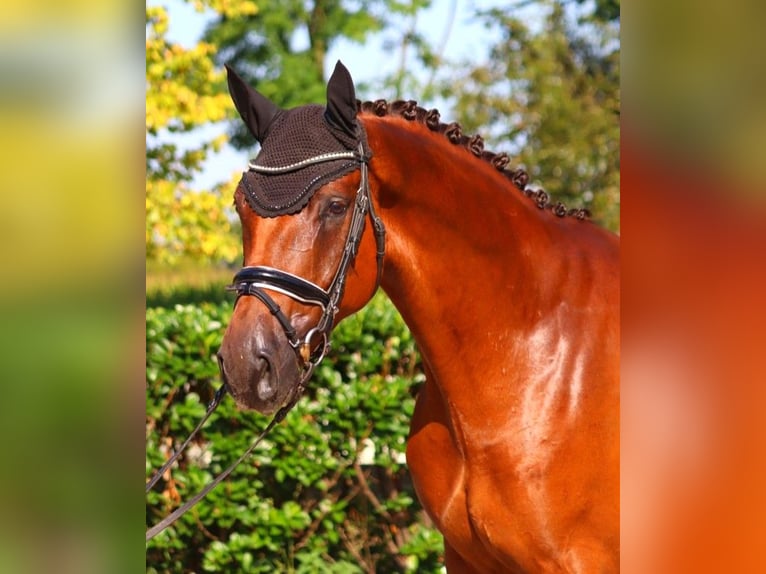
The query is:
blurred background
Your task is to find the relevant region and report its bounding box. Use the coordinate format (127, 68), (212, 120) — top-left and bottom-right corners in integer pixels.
(0, 0), (140, 573)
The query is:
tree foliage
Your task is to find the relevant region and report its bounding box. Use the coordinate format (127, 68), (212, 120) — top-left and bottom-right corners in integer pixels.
(204, 0), (421, 150)
(146, 4), (243, 264)
(449, 0), (620, 230)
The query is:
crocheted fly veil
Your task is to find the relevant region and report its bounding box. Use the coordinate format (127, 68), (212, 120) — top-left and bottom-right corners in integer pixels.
(226, 62), (369, 217)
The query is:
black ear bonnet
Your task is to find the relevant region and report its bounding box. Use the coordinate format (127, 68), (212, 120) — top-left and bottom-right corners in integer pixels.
(227, 62), (370, 217)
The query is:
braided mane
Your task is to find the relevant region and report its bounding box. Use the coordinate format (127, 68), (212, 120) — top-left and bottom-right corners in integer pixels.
(357, 99), (589, 220)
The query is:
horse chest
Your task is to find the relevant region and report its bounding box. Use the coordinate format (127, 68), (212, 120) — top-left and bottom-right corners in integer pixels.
(407, 379), (586, 572)
(407, 380), (516, 571)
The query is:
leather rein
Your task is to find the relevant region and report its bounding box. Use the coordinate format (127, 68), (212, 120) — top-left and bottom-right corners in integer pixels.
(146, 144), (385, 541)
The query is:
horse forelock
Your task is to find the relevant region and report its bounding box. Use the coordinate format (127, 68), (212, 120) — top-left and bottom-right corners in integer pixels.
(356, 99), (591, 221)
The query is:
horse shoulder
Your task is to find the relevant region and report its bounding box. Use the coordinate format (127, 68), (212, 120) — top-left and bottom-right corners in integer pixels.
(407, 372), (510, 572)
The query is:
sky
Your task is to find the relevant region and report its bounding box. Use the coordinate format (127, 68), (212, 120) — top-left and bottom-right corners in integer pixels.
(150, 0), (539, 190)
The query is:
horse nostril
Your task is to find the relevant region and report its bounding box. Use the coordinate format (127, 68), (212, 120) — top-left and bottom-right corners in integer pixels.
(254, 354), (270, 378)
(254, 354), (276, 400)
(217, 348), (277, 403)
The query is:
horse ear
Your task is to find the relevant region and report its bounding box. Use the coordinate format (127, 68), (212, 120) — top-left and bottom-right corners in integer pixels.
(225, 64), (282, 143)
(325, 61), (358, 138)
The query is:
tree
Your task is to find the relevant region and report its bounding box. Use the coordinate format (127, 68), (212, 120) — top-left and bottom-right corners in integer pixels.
(204, 0), (433, 150)
(146, 3), (256, 265)
(449, 0), (620, 231)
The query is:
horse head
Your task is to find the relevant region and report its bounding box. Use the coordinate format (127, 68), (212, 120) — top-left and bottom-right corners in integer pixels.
(217, 62), (384, 414)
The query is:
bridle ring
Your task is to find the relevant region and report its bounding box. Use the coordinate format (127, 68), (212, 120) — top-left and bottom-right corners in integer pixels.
(300, 327), (329, 366)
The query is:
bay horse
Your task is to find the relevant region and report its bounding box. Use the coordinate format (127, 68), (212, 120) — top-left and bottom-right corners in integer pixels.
(217, 61), (619, 573)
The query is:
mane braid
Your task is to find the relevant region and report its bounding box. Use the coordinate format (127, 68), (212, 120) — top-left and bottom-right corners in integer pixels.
(357, 99), (590, 221)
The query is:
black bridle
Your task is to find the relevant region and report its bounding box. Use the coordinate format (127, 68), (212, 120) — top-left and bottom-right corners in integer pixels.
(228, 143), (385, 369)
(146, 144), (385, 542)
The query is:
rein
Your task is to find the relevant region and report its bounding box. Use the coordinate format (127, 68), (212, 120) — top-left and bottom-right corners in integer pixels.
(145, 364), (312, 541)
(146, 144), (385, 542)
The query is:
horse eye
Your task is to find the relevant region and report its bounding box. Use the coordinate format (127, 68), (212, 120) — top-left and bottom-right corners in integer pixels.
(325, 199), (349, 217)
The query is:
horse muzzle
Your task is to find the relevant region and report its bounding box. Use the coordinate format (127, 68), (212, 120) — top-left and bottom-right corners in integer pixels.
(217, 309), (303, 414)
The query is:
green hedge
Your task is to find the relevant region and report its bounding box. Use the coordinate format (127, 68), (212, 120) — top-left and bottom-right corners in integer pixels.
(146, 294), (443, 572)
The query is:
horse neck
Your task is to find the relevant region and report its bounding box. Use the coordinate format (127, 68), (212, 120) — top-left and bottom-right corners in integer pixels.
(363, 116), (578, 403)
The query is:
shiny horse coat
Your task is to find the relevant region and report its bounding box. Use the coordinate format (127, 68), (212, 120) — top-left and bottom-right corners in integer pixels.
(218, 62), (619, 573)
